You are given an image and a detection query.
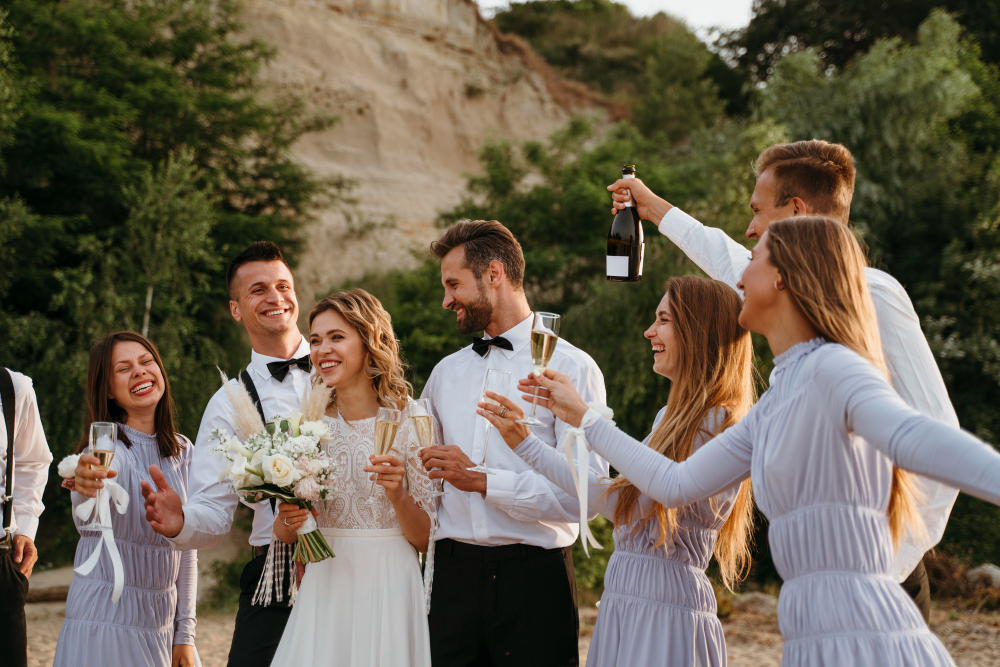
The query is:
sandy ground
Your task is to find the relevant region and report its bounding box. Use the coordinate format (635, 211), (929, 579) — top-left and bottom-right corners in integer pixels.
(26, 598), (1000, 666)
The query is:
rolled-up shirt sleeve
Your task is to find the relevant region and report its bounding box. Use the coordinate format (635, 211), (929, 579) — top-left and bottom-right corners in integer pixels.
(7, 373), (53, 541)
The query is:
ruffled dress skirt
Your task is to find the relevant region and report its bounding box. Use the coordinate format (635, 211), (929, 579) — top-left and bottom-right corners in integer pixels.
(587, 548), (726, 667)
(271, 527), (432, 667)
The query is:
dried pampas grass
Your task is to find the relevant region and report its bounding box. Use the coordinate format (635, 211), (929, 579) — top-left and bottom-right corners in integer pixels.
(301, 380), (333, 423)
(218, 368), (266, 440)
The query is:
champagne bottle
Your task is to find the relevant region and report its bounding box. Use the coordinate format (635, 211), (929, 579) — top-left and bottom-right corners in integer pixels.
(606, 164), (644, 282)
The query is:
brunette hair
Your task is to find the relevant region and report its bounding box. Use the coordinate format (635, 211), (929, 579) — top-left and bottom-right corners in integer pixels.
(755, 140), (856, 224)
(76, 331), (183, 458)
(609, 276), (757, 591)
(308, 289), (412, 413)
(766, 216), (923, 548)
(430, 219), (525, 288)
(226, 241), (290, 299)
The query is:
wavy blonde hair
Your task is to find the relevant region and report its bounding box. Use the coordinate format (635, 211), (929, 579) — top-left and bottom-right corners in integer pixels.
(610, 276), (757, 591)
(308, 289), (412, 413)
(766, 216), (924, 548)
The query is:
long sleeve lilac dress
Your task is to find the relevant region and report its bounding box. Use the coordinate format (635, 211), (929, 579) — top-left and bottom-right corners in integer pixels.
(53, 425), (199, 667)
(578, 339), (1000, 666)
(514, 409), (737, 666)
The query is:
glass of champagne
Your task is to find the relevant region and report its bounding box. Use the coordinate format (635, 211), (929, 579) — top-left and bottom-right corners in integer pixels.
(89, 422), (118, 529)
(467, 369), (511, 475)
(516, 312), (560, 426)
(367, 407), (401, 505)
(409, 398), (445, 498)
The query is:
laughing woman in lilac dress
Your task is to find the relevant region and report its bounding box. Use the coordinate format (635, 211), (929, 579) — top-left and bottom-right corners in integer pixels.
(481, 275), (756, 667)
(54, 332), (199, 667)
(522, 217), (1000, 666)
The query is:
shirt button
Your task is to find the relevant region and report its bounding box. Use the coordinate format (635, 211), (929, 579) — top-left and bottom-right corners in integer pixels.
(477, 522), (483, 528)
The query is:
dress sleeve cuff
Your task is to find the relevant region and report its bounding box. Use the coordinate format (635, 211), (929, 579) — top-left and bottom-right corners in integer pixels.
(12, 514), (38, 541)
(483, 469), (518, 509)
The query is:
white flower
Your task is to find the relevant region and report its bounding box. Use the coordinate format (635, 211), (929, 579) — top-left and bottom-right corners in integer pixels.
(308, 458), (329, 475)
(226, 438), (251, 458)
(286, 410), (303, 437)
(299, 420), (328, 439)
(57, 454), (81, 479)
(262, 454), (300, 487)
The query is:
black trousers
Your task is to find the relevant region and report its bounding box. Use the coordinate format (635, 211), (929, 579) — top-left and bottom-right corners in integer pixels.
(429, 538), (579, 667)
(226, 552), (293, 667)
(0, 545), (28, 667)
(901, 557), (931, 623)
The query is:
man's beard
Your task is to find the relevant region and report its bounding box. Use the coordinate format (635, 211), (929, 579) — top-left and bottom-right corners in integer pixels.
(455, 281), (493, 335)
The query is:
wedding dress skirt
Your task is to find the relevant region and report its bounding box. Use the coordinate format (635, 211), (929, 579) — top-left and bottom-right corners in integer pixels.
(270, 527), (432, 667)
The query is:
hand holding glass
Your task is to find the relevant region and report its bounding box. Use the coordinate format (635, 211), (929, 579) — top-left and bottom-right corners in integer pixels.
(408, 398), (445, 498)
(89, 422), (118, 529)
(468, 369), (511, 475)
(367, 407), (401, 505)
(516, 312), (560, 426)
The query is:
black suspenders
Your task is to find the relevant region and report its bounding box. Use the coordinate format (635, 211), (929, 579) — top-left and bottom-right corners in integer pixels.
(239, 370), (276, 515)
(1, 367), (16, 537)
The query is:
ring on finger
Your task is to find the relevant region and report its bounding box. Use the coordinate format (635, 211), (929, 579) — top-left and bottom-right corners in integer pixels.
(283, 517), (291, 526)
(499, 407), (508, 418)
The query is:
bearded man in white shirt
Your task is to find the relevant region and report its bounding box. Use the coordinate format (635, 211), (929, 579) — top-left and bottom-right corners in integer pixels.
(141, 241), (312, 667)
(418, 219), (607, 667)
(607, 139), (958, 621)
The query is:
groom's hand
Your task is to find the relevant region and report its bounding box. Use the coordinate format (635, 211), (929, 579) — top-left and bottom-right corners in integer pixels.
(419, 446), (487, 496)
(142, 464), (185, 538)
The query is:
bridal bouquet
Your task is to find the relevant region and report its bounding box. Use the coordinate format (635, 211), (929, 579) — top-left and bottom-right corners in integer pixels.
(212, 370), (339, 605)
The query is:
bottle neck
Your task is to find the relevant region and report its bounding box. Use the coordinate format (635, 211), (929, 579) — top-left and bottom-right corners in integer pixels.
(623, 173), (635, 207)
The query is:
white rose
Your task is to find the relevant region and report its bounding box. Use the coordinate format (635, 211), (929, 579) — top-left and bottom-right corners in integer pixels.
(58, 454), (81, 479)
(299, 420), (328, 439)
(308, 458), (329, 475)
(262, 454), (300, 487)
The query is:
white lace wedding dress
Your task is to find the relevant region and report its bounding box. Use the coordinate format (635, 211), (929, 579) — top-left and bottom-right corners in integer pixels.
(271, 413), (438, 666)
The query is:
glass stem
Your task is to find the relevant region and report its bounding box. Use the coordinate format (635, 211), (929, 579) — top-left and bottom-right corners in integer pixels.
(479, 424), (493, 466)
(529, 366), (544, 418)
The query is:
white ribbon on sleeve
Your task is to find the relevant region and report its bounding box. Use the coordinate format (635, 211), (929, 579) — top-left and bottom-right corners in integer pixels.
(73, 480), (130, 603)
(559, 403), (614, 557)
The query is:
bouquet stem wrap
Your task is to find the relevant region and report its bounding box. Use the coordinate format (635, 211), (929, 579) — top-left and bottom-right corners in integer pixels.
(559, 404), (614, 557)
(74, 481), (129, 603)
(252, 500), (334, 607)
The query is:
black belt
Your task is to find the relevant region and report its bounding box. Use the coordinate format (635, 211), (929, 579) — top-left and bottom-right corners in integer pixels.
(252, 544), (269, 558)
(436, 538), (566, 561)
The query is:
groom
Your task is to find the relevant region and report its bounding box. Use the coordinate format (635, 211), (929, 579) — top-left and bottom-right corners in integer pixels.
(608, 139), (958, 620)
(419, 219), (607, 667)
(141, 241), (312, 666)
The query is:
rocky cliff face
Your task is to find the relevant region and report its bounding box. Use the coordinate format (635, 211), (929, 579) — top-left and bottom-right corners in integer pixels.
(240, 0), (601, 301)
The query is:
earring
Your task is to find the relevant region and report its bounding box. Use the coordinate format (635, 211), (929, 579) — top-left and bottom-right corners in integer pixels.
(774, 279), (784, 291)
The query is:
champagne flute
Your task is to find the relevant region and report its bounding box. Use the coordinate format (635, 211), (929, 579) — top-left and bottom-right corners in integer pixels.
(408, 398), (445, 498)
(467, 369), (511, 475)
(516, 312), (560, 426)
(89, 422), (118, 529)
(367, 407), (401, 506)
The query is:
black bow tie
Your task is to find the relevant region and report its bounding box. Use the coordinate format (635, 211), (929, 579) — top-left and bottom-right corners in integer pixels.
(267, 355), (311, 381)
(472, 336), (514, 358)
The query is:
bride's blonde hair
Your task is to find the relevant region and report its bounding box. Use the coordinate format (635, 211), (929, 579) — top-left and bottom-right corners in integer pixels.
(308, 289), (412, 413)
(609, 276), (757, 592)
(766, 216), (924, 549)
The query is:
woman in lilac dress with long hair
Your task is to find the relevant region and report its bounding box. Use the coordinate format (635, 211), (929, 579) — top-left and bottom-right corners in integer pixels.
(55, 332), (199, 667)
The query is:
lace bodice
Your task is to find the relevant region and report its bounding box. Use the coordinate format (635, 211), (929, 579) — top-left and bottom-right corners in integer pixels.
(317, 413), (438, 530)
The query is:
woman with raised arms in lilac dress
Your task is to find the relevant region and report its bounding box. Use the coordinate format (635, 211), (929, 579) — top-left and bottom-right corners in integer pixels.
(479, 275), (756, 667)
(516, 216), (1000, 666)
(56, 331), (199, 667)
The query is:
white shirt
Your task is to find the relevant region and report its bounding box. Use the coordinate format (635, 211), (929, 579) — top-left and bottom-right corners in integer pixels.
(0, 370), (53, 541)
(658, 206), (960, 579)
(421, 312), (608, 548)
(169, 337), (311, 549)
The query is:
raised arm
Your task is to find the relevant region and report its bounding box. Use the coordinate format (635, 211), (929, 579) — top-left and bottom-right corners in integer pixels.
(821, 347), (1000, 506)
(512, 434), (619, 519)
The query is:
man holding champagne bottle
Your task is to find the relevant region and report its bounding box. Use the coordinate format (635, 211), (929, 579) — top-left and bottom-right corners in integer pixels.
(606, 140), (957, 621)
(419, 219), (607, 667)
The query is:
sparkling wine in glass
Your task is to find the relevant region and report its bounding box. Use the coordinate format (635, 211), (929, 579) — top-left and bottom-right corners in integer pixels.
(89, 422), (118, 529)
(408, 398), (445, 498)
(367, 407), (401, 505)
(468, 369), (511, 475)
(516, 312), (560, 426)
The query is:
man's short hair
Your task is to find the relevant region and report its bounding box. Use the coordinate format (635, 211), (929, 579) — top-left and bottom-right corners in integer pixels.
(431, 219), (525, 288)
(755, 140), (856, 224)
(226, 241), (290, 299)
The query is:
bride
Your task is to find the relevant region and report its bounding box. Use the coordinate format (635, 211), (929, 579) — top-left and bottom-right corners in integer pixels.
(270, 289), (437, 666)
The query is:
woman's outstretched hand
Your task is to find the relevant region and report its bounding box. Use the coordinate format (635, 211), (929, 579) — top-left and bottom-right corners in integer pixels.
(477, 392), (531, 449)
(517, 370), (589, 428)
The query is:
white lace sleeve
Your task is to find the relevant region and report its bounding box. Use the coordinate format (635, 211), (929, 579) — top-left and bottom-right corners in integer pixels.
(399, 416), (439, 518)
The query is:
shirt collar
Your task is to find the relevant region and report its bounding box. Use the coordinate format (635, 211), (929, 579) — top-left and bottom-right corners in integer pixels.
(248, 335), (310, 380)
(483, 312), (533, 360)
